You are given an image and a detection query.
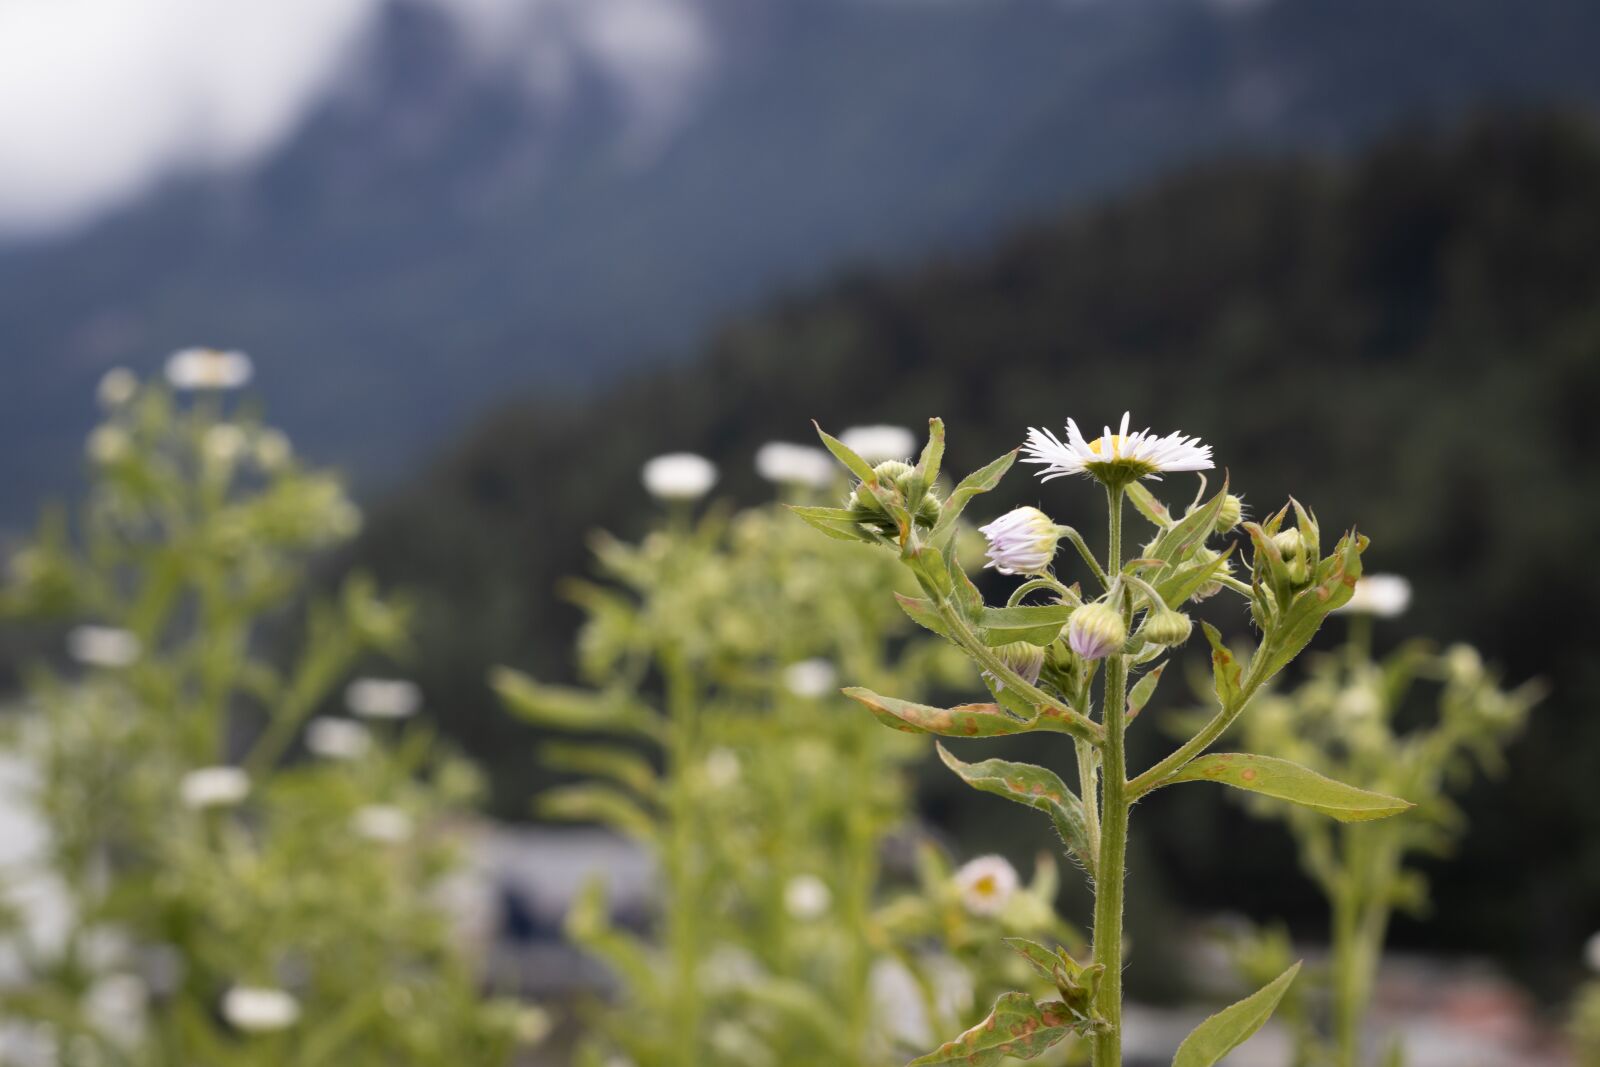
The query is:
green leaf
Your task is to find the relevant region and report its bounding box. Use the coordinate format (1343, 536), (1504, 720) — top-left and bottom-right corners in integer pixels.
(540, 742), (658, 799)
(1145, 478), (1227, 567)
(904, 545), (954, 598)
(930, 449), (1018, 547)
(1003, 938), (1102, 1005)
(1153, 543), (1234, 607)
(1126, 662), (1166, 721)
(1172, 962), (1301, 1067)
(894, 593), (954, 639)
(1165, 754), (1413, 823)
(907, 417), (946, 509)
(937, 744), (1092, 867)
(1200, 623), (1243, 707)
(788, 505), (874, 543)
(813, 421), (878, 482)
(492, 667), (661, 740)
(537, 784), (658, 842)
(907, 992), (1079, 1066)
(844, 688), (1032, 738)
(1126, 481), (1173, 527)
(978, 604), (1072, 647)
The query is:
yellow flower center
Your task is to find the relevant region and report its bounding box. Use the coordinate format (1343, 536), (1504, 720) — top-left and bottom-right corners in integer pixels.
(1087, 434), (1128, 458)
(973, 874), (997, 897)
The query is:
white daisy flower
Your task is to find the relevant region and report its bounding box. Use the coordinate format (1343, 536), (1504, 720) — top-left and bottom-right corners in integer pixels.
(783, 659), (836, 699)
(979, 506), (1061, 575)
(954, 854), (1019, 917)
(754, 442), (834, 488)
(96, 368), (138, 409)
(1023, 412), (1213, 485)
(344, 677), (421, 720)
(641, 452), (718, 501)
(784, 874), (832, 920)
(179, 767), (250, 810)
(351, 804), (413, 844)
(703, 747), (742, 789)
(165, 348), (253, 391)
(221, 986), (300, 1032)
(67, 625), (141, 668)
(305, 717), (372, 761)
(202, 424), (247, 465)
(1335, 574), (1412, 618)
(839, 425), (916, 464)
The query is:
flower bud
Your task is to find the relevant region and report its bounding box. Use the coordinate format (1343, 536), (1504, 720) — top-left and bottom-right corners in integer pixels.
(1189, 546), (1229, 601)
(1140, 606), (1193, 648)
(1271, 528), (1310, 584)
(847, 460), (941, 533)
(1068, 602), (1126, 661)
(988, 641), (1045, 689)
(978, 507), (1060, 576)
(1216, 494), (1245, 533)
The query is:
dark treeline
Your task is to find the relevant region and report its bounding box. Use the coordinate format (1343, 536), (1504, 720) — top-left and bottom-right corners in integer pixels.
(355, 112), (1600, 993)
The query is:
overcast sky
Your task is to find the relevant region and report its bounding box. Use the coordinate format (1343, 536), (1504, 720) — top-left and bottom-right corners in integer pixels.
(0, 0), (711, 239)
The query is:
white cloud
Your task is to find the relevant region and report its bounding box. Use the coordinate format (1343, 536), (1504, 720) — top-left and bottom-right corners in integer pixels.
(0, 0), (714, 239)
(0, 0), (381, 237)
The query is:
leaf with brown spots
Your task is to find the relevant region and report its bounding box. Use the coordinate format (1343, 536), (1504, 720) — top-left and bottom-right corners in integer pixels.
(1164, 753), (1413, 822)
(907, 992), (1080, 1066)
(844, 688), (1034, 738)
(936, 744), (1093, 869)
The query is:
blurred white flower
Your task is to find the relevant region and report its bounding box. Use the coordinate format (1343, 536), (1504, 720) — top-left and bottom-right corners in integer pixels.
(783, 658), (836, 699)
(641, 452), (717, 500)
(165, 347), (253, 391)
(96, 368), (138, 409)
(754, 442), (834, 488)
(85, 425), (131, 464)
(82, 973), (147, 1048)
(345, 677), (422, 720)
(954, 854), (1018, 917)
(839, 424), (915, 464)
(202, 423), (246, 464)
(1335, 574), (1412, 618)
(255, 429), (292, 470)
(703, 747), (741, 789)
(351, 804), (413, 844)
(1024, 412), (1213, 483)
(305, 717), (371, 760)
(1586, 931), (1600, 973)
(221, 986), (300, 1032)
(179, 766), (250, 810)
(784, 874), (832, 920)
(67, 625), (141, 668)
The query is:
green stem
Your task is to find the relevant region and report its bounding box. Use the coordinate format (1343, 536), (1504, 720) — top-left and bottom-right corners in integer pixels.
(1091, 484), (1128, 1067)
(662, 647), (703, 1067)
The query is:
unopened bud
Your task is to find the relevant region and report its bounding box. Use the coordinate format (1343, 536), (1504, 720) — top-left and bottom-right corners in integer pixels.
(1190, 546), (1228, 602)
(989, 641), (1045, 689)
(1271, 529), (1304, 559)
(847, 460), (941, 532)
(979, 507), (1060, 576)
(1140, 606), (1193, 648)
(1068, 602), (1126, 661)
(1216, 494), (1245, 533)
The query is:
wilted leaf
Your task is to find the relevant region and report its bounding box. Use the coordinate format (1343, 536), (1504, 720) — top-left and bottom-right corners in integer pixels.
(844, 688), (1031, 737)
(936, 744), (1092, 867)
(907, 992), (1079, 1066)
(1200, 623), (1242, 707)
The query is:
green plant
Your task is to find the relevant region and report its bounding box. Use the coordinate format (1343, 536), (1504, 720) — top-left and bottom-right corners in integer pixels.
(798, 413), (1410, 1066)
(0, 366), (535, 1065)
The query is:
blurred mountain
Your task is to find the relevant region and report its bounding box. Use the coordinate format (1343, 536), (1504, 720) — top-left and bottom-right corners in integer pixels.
(355, 112), (1600, 985)
(3, 0), (1600, 521)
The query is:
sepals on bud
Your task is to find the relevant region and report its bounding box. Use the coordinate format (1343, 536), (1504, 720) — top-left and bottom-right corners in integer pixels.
(1216, 493), (1245, 534)
(1068, 602), (1126, 661)
(1140, 605), (1193, 648)
(979, 507), (1061, 576)
(846, 459), (943, 536)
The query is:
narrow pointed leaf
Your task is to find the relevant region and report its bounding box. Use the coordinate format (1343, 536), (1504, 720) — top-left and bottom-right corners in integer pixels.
(1172, 962), (1301, 1067)
(1146, 478), (1228, 566)
(978, 604), (1072, 647)
(493, 668), (661, 740)
(540, 742), (658, 799)
(788, 505), (874, 543)
(1127, 481), (1173, 527)
(1200, 623), (1242, 707)
(908, 417), (946, 508)
(1165, 753), (1413, 822)
(930, 449), (1018, 546)
(844, 688), (1031, 738)
(1126, 662), (1166, 721)
(937, 744), (1092, 867)
(814, 422), (878, 482)
(537, 784), (657, 842)
(895, 593), (954, 639)
(907, 992), (1080, 1066)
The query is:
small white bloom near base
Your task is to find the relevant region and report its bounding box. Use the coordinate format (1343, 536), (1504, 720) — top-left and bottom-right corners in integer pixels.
(1023, 412), (1213, 485)
(222, 986), (300, 1032)
(1335, 574), (1412, 618)
(305, 717), (372, 761)
(67, 626), (141, 669)
(641, 452), (718, 500)
(85, 426), (131, 465)
(979, 506), (1060, 575)
(179, 767), (250, 810)
(202, 424), (247, 465)
(165, 348), (253, 391)
(784, 874), (832, 920)
(351, 805), (413, 844)
(703, 747), (742, 789)
(754, 442), (835, 488)
(838, 425), (916, 464)
(783, 658), (837, 699)
(345, 677), (422, 720)
(954, 854), (1019, 917)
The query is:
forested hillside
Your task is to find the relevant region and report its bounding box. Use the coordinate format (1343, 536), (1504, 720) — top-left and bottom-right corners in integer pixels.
(357, 113), (1600, 986)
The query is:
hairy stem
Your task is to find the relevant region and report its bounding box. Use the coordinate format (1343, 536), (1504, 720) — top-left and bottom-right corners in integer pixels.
(1091, 484), (1128, 1067)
